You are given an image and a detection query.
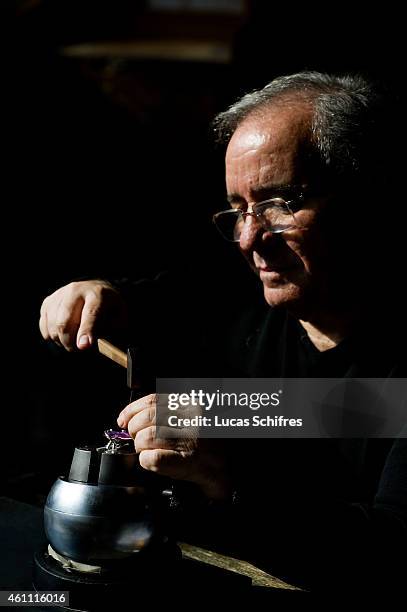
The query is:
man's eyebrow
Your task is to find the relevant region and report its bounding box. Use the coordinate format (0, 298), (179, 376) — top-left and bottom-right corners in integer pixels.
(227, 184), (299, 203)
(252, 183), (299, 197)
(227, 193), (244, 204)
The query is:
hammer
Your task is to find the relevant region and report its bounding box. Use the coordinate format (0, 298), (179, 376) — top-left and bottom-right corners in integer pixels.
(96, 338), (141, 402)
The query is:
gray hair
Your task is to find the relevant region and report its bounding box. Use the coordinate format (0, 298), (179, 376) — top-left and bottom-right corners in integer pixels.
(213, 71), (389, 189)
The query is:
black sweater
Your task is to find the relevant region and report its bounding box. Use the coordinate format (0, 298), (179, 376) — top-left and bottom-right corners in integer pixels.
(114, 272), (407, 593)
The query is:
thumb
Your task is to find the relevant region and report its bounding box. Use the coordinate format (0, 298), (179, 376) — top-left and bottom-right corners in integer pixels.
(76, 295), (100, 349)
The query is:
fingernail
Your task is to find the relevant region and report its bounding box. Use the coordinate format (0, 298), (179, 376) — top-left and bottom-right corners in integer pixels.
(78, 335), (89, 348)
(117, 417), (124, 428)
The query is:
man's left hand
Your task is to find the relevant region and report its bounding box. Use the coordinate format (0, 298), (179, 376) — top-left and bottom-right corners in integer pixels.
(117, 394), (230, 500)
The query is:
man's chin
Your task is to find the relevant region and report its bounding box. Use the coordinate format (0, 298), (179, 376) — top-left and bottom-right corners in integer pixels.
(262, 281), (305, 308)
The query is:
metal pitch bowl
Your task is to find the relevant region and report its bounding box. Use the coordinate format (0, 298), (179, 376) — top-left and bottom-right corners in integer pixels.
(44, 478), (158, 564)
(44, 444), (164, 565)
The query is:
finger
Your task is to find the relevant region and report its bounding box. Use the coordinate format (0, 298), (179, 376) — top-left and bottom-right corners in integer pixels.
(134, 426), (196, 453)
(139, 448), (191, 480)
(55, 296), (84, 351)
(127, 405), (156, 438)
(76, 293), (102, 349)
(47, 297), (64, 345)
(40, 308), (62, 346)
(39, 307), (49, 340)
(117, 394), (157, 428)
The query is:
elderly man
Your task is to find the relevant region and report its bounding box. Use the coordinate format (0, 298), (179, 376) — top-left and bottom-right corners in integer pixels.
(40, 72), (406, 591)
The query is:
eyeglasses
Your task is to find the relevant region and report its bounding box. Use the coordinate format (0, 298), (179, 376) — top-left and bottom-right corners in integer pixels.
(212, 193), (304, 242)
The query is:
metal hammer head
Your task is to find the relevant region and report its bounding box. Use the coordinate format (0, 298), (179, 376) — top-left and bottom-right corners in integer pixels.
(126, 346), (142, 390)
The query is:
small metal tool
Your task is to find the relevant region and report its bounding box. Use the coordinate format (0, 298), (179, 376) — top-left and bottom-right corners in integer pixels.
(97, 339), (144, 451)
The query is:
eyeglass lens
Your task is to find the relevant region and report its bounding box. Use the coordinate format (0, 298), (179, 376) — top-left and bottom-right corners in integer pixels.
(214, 200), (296, 242)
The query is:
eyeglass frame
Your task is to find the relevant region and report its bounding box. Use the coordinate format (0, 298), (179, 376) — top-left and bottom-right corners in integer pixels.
(212, 191), (306, 242)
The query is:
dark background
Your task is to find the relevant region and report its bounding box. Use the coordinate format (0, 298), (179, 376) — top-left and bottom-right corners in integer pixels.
(1, 0), (405, 501)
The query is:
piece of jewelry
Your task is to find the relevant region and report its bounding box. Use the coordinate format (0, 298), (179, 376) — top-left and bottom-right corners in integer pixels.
(103, 428), (132, 453)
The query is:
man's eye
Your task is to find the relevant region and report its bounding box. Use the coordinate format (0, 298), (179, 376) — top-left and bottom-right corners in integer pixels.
(270, 203), (289, 212)
(258, 200), (288, 214)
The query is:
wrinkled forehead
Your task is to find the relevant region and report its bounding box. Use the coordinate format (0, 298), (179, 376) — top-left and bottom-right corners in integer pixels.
(225, 107), (315, 195)
(226, 106), (312, 166)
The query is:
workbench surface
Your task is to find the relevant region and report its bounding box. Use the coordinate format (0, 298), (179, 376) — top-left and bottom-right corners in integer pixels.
(0, 496), (304, 608)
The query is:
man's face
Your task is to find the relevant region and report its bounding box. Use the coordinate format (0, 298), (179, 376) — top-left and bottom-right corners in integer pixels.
(225, 107), (339, 313)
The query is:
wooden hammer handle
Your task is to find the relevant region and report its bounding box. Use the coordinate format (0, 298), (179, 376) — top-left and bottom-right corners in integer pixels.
(97, 338), (127, 369)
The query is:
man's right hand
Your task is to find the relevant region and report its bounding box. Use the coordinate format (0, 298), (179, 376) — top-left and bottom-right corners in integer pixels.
(39, 280), (128, 351)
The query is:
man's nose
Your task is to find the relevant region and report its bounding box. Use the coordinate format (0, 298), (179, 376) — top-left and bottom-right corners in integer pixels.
(239, 215), (263, 252)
